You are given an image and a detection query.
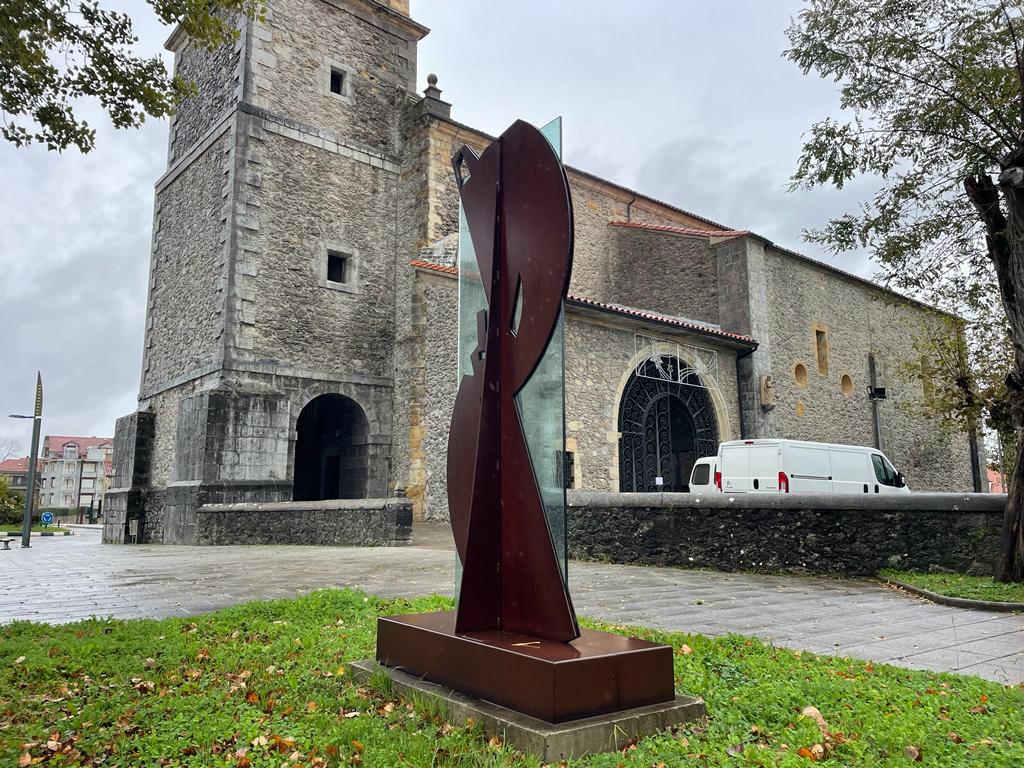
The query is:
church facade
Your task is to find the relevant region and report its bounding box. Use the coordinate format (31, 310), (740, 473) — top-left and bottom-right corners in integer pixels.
(105, 0), (981, 543)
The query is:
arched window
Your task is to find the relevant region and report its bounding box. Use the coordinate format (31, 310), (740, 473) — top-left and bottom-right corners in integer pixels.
(618, 357), (720, 492)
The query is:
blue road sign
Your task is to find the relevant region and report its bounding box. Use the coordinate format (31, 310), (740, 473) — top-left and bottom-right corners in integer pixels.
(40, 511), (53, 525)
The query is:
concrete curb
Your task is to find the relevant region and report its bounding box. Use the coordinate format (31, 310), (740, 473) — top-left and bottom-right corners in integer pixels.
(3, 531), (73, 537)
(882, 577), (1024, 613)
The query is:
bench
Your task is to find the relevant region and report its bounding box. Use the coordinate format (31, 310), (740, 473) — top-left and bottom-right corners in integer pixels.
(1, 538), (14, 550)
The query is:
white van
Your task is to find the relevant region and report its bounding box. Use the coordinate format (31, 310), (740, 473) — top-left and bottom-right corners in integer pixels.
(688, 456), (719, 493)
(697, 439), (910, 495)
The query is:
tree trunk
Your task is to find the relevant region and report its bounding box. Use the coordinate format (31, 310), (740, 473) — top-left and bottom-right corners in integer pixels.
(965, 172), (1024, 582)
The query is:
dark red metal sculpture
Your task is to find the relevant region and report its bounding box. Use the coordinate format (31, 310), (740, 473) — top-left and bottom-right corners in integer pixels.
(446, 119), (579, 642)
(376, 119), (675, 725)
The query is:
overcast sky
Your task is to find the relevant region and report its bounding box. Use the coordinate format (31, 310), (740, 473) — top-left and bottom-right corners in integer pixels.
(0, 0), (878, 455)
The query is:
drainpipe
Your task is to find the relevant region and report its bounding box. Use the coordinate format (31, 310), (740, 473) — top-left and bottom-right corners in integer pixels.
(625, 193), (637, 222)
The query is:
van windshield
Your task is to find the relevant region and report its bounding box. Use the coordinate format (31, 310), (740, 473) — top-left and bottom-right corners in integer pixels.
(691, 462), (710, 486)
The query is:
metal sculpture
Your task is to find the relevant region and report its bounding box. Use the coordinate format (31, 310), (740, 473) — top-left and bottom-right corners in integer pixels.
(375, 119), (678, 726)
(446, 119), (579, 642)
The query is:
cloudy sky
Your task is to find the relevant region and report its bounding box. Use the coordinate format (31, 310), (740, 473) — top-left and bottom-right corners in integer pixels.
(0, 0), (878, 455)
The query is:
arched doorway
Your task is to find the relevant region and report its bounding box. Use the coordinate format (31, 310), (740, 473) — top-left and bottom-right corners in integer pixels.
(618, 357), (719, 492)
(293, 394), (370, 501)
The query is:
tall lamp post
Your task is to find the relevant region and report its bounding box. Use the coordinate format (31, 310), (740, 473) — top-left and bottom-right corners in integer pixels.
(9, 372), (43, 548)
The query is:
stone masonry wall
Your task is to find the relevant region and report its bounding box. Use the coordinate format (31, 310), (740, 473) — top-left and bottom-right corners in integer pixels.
(196, 498), (413, 546)
(763, 248), (974, 492)
(565, 318), (741, 493)
(421, 118), (720, 313)
(250, 131), (398, 378)
(417, 271), (459, 521)
(168, 27), (242, 162)
(249, 0), (418, 157)
(608, 228), (719, 323)
(568, 491), (1004, 576)
(142, 133), (230, 396)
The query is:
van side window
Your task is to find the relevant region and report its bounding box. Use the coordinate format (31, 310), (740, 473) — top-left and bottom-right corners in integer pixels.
(691, 463), (710, 486)
(872, 454), (897, 486)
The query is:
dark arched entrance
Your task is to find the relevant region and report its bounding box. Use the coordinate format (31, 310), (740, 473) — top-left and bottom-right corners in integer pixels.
(618, 357), (719, 492)
(293, 394), (370, 501)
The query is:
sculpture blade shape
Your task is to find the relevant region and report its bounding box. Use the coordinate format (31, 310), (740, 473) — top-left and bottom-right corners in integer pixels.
(447, 119), (579, 642)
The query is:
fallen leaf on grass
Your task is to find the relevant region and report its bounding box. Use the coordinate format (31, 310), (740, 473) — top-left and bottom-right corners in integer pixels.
(14, 656), (26, 665)
(948, 732), (964, 744)
(677, 644), (693, 656)
(801, 706), (830, 740)
(970, 705), (988, 715)
(18, 754), (31, 767)
(904, 745), (922, 762)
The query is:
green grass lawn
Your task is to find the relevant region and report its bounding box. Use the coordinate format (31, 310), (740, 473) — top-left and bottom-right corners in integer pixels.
(880, 569), (1024, 604)
(2, 590), (1022, 767)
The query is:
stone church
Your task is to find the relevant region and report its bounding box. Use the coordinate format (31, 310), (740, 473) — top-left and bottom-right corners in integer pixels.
(104, 0), (981, 544)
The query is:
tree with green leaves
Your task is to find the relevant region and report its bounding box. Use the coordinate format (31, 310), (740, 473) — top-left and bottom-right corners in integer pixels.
(786, 0), (1024, 581)
(1, 0), (261, 153)
(0, 476), (24, 526)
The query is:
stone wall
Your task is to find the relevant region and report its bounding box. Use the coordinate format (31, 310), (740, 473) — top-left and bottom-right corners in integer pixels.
(248, 0), (420, 156)
(249, 131), (398, 378)
(762, 247), (975, 492)
(416, 270), (459, 521)
(608, 227), (719, 323)
(567, 491), (1005, 576)
(168, 27), (242, 162)
(565, 316), (742, 493)
(142, 133), (229, 396)
(102, 411), (155, 544)
(196, 497), (412, 545)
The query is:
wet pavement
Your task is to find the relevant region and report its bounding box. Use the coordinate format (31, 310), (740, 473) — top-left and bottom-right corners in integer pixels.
(1, 524), (1021, 684)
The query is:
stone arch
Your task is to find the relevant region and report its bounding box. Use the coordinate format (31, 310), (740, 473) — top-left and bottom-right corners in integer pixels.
(292, 393), (370, 501)
(615, 352), (722, 492)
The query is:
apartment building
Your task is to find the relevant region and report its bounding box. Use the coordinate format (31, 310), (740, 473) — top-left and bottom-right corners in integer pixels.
(39, 436), (113, 510)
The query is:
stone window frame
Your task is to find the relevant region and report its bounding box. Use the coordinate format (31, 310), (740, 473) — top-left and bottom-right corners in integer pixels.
(840, 372), (854, 397)
(793, 360), (809, 388)
(318, 243), (360, 295)
(812, 322), (830, 376)
(323, 59), (354, 105)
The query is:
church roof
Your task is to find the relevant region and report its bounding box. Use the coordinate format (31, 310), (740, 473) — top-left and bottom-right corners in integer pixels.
(608, 221), (750, 239)
(428, 113), (952, 319)
(409, 259), (757, 348)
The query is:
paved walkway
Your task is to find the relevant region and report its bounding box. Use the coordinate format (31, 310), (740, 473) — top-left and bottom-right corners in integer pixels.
(2, 525), (1021, 684)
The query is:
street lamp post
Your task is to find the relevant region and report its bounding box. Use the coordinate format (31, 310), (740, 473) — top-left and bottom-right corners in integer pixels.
(10, 372), (43, 548)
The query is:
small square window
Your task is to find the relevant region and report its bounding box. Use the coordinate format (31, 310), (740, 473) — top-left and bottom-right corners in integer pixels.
(330, 67), (345, 96)
(327, 251), (349, 284)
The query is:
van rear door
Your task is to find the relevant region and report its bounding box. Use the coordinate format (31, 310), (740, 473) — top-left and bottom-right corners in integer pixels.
(719, 445), (749, 492)
(748, 444), (782, 492)
(785, 444), (832, 493)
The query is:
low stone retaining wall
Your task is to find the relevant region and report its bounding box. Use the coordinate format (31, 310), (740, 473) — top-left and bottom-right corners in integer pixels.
(566, 491), (1006, 576)
(196, 498), (413, 546)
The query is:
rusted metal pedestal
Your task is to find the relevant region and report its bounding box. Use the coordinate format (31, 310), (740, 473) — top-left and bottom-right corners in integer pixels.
(377, 611), (676, 724)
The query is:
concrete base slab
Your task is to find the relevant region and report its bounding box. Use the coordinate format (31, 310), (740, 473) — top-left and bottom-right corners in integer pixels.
(351, 659), (705, 762)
